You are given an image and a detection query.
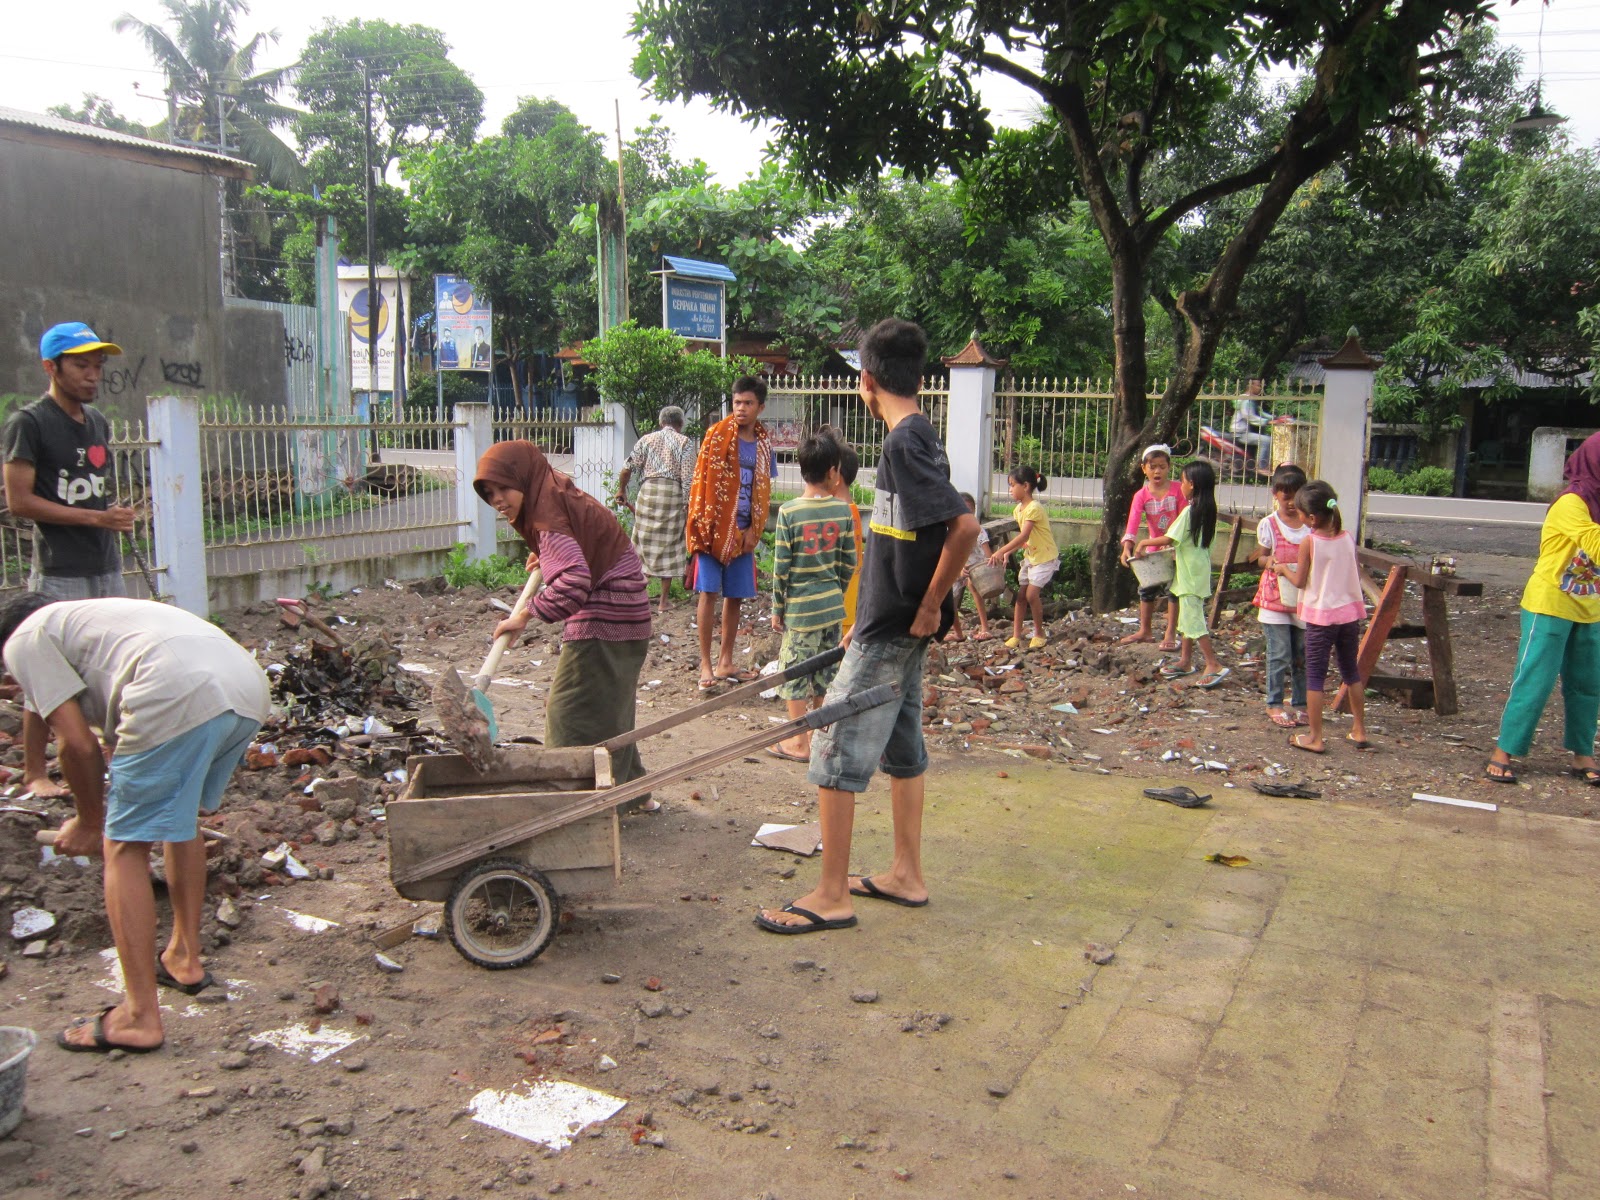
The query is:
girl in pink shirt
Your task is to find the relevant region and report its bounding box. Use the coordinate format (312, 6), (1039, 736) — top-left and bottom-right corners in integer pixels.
(1119, 444), (1187, 649)
(1273, 480), (1372, 755)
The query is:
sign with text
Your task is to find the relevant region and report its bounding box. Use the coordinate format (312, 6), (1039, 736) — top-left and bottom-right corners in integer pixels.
(664, 277), (724, 341)
(434, 274), (494, 372)
(337, 270), (404, 392)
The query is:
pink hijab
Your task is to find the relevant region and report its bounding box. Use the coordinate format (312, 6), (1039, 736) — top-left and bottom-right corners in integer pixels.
(1559, 430), (1600, 524)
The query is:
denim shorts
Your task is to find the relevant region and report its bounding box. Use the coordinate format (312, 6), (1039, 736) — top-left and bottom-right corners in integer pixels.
(807, 635), (929, 793)
(31, 569), (126, 600)
(692, 551), (757, 599)
(105, 711), (261, 843)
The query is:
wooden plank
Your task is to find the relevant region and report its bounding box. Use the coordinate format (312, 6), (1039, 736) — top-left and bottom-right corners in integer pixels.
(403, 746), (596, 795)
(1367, 672), (1435, 709)
(1208, 516), (1245, 630)
(1356, 548), (1483, 595)
(1421, 587), (1460, 716)
(1335, 564), (1406, 714)
(392, 682), (901, 888)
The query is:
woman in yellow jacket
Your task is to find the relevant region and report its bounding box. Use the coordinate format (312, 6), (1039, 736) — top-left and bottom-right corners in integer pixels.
(1485, 431), (1600, 785)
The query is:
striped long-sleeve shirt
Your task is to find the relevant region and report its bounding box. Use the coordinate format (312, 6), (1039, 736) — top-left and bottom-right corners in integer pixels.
(772, 496), (857, 631)
(531, 530), (652, 642)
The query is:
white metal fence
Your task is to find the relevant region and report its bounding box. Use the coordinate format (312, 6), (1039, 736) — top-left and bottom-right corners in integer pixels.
(764, 376), (949, 472)
(991, 377), (1323, 516)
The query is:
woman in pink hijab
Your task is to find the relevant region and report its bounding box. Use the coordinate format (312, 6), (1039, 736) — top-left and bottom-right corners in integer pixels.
(1485, 431), (1600, 785)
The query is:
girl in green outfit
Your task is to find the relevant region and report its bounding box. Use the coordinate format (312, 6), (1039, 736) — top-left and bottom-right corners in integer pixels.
(1137, 460), (1229, 690)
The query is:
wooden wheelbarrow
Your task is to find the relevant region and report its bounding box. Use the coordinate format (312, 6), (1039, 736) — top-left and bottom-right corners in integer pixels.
(386, 647), (896, 969)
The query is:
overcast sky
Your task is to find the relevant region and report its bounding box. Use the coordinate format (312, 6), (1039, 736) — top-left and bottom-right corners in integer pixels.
(1, 0), (1593, 184)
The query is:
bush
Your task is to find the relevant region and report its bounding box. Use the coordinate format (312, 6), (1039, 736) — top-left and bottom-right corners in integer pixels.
(1366, 465), (1453, 496)
(1367, 467), (1403, 493)
(443, 544), (528, 589)
(1056, 543), (1092, 599)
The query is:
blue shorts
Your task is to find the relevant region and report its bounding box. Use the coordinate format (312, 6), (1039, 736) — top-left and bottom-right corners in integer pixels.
(692, 551), (757, 600)
(807, 635), (930, 793)
(105, 711), (261, 843)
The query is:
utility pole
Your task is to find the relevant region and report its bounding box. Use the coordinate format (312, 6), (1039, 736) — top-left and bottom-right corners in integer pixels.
(363, 59), (379, 457)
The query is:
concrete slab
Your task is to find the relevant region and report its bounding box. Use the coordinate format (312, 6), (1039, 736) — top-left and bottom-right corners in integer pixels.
(782, 758), (1600, 1198)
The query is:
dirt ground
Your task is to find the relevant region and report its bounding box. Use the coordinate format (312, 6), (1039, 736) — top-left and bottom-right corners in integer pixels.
(1, 536), (1592, 1200)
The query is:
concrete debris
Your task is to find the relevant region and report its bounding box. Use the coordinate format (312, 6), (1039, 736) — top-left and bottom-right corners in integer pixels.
(10, 907), (55, 941)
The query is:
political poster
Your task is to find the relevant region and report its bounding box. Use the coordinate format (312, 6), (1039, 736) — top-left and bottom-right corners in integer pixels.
(435, 274), (494, 373)
(337, 267), (406, 392)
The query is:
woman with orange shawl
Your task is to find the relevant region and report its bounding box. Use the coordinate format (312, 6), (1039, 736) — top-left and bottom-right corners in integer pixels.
(475, 442), (652, 788)
(686, 376), (774, 690)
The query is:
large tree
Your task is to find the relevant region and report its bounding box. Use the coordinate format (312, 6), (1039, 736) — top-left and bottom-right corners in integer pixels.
(633, 0), (1503, 610)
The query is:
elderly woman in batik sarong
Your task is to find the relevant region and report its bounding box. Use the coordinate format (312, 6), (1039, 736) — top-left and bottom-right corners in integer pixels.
(614, 406), (697, 614)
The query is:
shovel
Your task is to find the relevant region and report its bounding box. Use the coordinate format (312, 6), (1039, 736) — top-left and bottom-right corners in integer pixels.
(432, 568), (543, 772)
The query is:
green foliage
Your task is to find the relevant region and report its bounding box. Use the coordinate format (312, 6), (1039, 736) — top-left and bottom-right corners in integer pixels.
(582, 323), (757, 435)
(1367, 466), (1453, 496)
(47, 94), (150, 138)
(442, 544), (528, 589)
(1056, 544), (1093, 600)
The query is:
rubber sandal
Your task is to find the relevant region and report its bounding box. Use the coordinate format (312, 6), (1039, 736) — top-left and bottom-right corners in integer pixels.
(1196, 667), (1231, 690)
(155, 958), (214, 996)
(1568, 766), (1600, 786)
(1269, 710), (1298, 729)
(1004, 636), (1021, 650)
(697, 677), (721, 691)
(1288, 732), (1325, 755)
(1142, 786), (1212, 808)
(1250, 781), (1322, 799)
(1028, 636), (1048, 650)
(56, 1006), (163, 1055)
(1483, 760), (1519, 784)
(765, 747), (809, 763)
(849, 876), (929, 907)
(1345, 735), (1372, 750)
(1157, 640), (1181, 652)
(714, 670), (759, 684)
(754, 904), (858, 934)
(1160, 664), (1197, 678)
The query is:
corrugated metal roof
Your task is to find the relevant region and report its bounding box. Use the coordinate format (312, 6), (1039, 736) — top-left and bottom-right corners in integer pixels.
(0, 105), (254, 172)
(661, 255), (737, 282)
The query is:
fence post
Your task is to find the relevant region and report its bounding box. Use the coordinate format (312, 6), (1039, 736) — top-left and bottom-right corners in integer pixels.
(1318, 329), (1379, 542)
(146, 393), (209, 616)
(455, 402), (497, 561)
(941, 338), (1006, 517)
(571, 402), (635, 506)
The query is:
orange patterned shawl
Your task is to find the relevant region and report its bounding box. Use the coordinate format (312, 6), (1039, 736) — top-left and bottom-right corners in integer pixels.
(685, 414), (771, 563)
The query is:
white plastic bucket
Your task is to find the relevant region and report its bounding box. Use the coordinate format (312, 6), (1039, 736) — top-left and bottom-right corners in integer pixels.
(0, 1027), (38, 1139)
(1129, 549), (1176, 589)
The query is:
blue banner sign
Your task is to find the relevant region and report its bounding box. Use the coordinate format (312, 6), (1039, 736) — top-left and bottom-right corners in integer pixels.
(664, 277), (724, 341)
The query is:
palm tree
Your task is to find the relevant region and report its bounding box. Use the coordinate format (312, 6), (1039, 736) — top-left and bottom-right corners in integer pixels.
(114, 0), (304, 188)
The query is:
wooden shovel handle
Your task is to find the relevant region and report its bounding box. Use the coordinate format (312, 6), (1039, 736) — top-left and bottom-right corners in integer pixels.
(472, 569), (543, 692)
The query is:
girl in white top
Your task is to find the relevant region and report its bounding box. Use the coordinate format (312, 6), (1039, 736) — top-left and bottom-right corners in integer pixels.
(1273, 480), (1371, 755)
(1251, 463), (1309, 728)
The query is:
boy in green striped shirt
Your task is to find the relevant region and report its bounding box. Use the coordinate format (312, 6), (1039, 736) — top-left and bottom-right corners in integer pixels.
(768, 434), (858, 761)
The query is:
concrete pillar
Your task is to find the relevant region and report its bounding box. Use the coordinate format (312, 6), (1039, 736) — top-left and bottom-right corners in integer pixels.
(1318, 331), (1380, 543)
(454, 402), (497, 561)
(571, 402), (636, 506)
(941, 338), (1006, 518)
(146, 393), (209, 616)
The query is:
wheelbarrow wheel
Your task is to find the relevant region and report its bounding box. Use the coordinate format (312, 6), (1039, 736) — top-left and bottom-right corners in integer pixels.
(444, 857), (560, 969)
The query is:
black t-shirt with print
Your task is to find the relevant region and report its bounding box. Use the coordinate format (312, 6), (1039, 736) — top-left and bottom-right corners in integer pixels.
(855, 412), (968, 642)
(1, 395), (118, 576)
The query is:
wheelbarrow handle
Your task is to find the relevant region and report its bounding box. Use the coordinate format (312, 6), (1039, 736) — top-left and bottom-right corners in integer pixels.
(804, 683), (901, 729)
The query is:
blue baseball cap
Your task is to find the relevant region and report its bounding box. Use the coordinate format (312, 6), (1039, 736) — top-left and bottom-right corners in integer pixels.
(40, 322), (123, 360)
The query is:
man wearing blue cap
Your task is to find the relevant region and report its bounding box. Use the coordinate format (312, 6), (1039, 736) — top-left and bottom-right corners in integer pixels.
(3, 322), (137, 799)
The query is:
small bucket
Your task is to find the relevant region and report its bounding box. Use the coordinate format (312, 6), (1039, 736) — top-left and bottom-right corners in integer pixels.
(967, 561), (1008, 600)
(0, 1027), (38, 1139)
(1129, 549), (1175, 590)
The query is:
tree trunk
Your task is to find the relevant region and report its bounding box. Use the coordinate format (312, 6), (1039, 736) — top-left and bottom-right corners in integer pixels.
(1091, 242), (1149, 613)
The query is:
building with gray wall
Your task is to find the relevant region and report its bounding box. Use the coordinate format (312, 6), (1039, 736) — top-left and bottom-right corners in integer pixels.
(0, 106), (262, 420)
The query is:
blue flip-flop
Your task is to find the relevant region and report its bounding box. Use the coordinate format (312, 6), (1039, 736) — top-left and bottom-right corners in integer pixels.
(754, 905), (858, 934)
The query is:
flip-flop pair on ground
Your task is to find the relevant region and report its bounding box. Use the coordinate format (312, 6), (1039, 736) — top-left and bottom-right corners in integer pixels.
(58, 959), (215, 1054)
(1269, 709), (1310, 729)
(697, 669), (760, 691)
(754, 875), (927, 934)
(1159, 665), (1231, 689)
(1485, 760), (1600, 785)
(1288, 732), (1372, 754)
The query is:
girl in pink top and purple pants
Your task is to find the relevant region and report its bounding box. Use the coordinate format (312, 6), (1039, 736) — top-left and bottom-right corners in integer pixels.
(1273, 481), (1372, 754)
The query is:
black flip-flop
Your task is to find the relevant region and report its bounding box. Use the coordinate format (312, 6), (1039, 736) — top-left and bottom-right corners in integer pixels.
(56, 1006), (163, 1055)
(1142, 786), (1212, 808)
(1250, 781), (1322, 799)
(765, 747), (809, 763)
(849, 876), (929, 907)
(1483, 761), (1519, 784)
(155, 959), (215, 996)
(715, 670), (760, 684)
(1568, 766), (1600, 786)
(754, 904), (858, 934)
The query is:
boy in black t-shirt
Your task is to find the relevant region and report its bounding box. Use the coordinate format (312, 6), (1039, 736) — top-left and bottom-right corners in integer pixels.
(757, 319), (979, 934)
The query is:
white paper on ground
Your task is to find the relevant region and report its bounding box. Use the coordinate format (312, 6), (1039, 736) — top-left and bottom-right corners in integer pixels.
(279, 907), (339, 933)
(470, 1080), (627, 1149)
(750, 822), (824, 851)
(253, 1022), (365, 1063)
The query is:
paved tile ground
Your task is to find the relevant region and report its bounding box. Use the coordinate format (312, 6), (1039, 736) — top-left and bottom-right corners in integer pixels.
(786, 759), (1600, 1199)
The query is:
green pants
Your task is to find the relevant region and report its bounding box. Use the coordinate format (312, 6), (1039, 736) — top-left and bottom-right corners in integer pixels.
(1495, 609), (1600, 758)
(545, 637), (650, 784)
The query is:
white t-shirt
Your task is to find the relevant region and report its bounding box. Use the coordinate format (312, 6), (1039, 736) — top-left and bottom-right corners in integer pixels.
(1255, 514), (1311, 627)
(5, 598), (272, 755)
